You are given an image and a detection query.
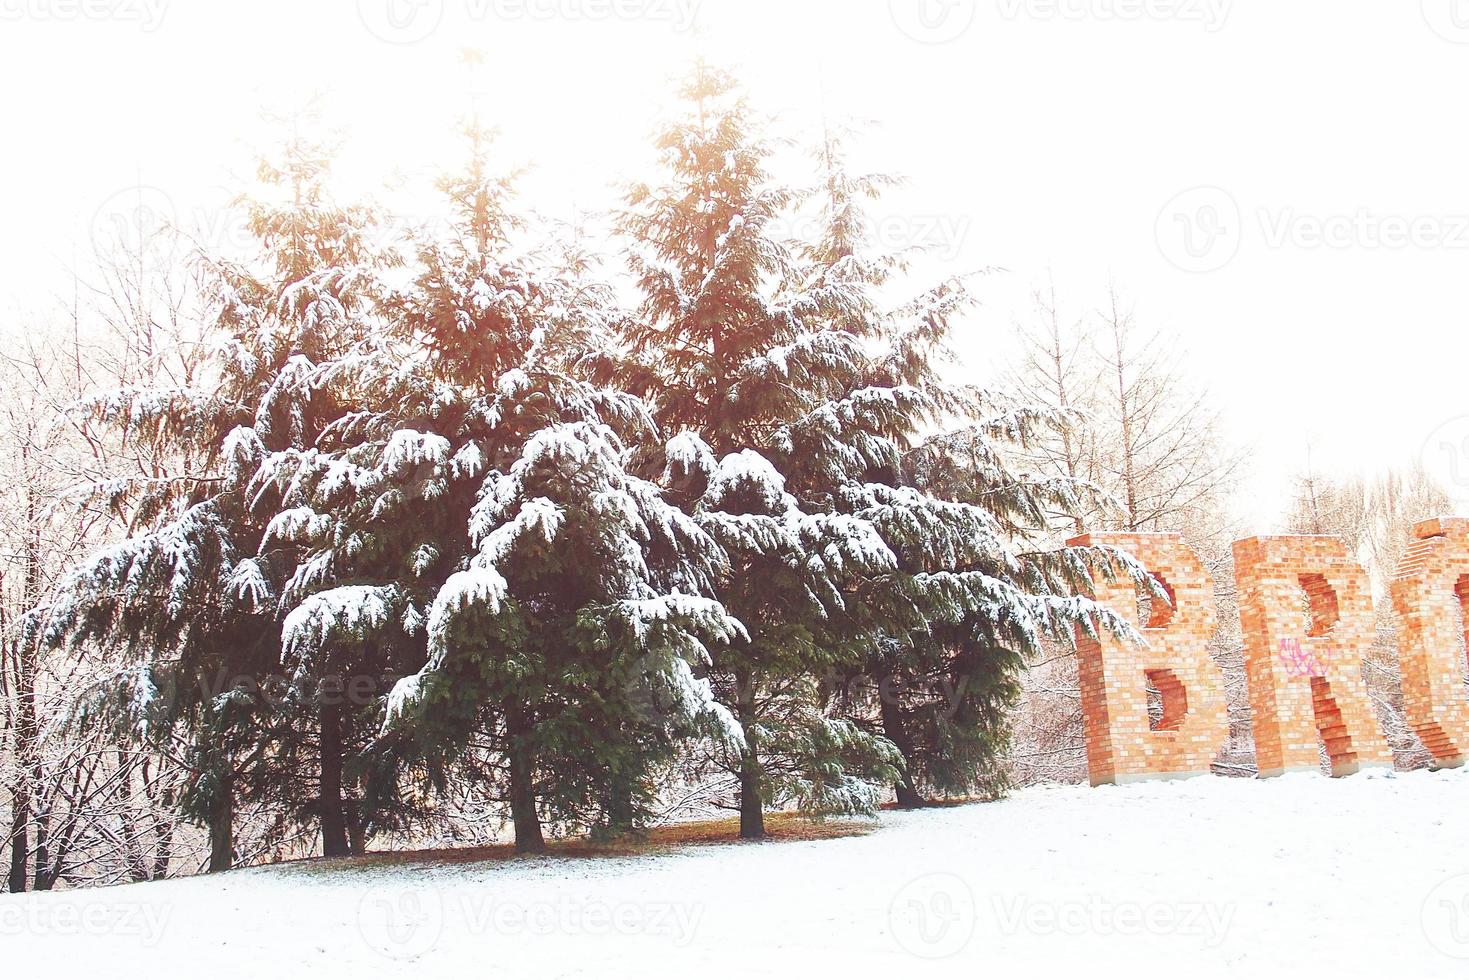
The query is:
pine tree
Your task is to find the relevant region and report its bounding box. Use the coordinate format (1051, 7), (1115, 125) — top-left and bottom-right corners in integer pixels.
(37, 83), (1151, 868)
(612, 65), (920, 837)
(268, 120), (743, 852)
(796, 129), (1146, 805)
(614, 70), (1147, 832)
(42, 124), (395, 865)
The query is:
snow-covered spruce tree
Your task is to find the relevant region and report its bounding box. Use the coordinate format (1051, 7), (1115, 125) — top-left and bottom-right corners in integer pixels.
(612, 67), (1145, 834)
(611, 64), (924, 838)
(263, 121), (742, 853)
(42, 130), (396, 864)
(796, 129), (1143, 806)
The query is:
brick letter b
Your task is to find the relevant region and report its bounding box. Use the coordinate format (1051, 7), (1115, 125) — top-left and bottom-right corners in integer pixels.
(1069, 532), (1229, 786)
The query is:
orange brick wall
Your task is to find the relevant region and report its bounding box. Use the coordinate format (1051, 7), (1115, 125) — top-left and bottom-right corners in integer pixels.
(1390, 517), (1469, 768)
(1232, 535), (1393, 777)
(1068, 532), (1229, 786)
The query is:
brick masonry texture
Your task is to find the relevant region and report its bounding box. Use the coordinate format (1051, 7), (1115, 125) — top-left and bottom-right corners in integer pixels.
(1070, 523), (1469, 786)
(1390, 517), (1469, 768)
(1231, 535), (1393, 777)
(1068, 532), (1230, 787)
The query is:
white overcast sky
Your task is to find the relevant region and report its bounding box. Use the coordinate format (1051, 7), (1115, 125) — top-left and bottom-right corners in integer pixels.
(3, 0), (1468, 527)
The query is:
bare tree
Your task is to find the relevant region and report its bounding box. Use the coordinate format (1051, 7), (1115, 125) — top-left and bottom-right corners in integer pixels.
(1092, 286), (1243, 534)
(1, 214), (220, 891)
(1008, 276), (1098, 533)
(1006, 280), (1247, 786)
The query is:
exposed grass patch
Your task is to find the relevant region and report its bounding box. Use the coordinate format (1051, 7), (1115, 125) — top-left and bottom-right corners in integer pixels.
(878, 796), (986, 811)
(275, 812), (877, 878)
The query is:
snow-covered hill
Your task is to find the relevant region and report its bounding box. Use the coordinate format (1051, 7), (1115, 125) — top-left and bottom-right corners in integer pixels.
(8, 768), (1469, 978)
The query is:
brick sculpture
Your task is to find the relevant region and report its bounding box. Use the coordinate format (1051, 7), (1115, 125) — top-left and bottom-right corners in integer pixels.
(1069, 532), (1229, 786)
(1233, 535), (1393, 777)
(1390, 517), (1469, 768)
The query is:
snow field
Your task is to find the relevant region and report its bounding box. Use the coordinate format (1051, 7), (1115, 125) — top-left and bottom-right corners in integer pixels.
(7, 767), (1468, 978)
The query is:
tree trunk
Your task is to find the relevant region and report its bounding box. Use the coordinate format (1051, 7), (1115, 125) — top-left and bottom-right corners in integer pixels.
(32, 811), (51, 890)
(1108, 290), (1140, 531)
(319, 700), (350, 858)
(153, 824), (174, 881)
(116, 751), (149, 882)
(879, 687), (926, 809)
(735, 670), (765, 839)
(6, 505), (41, 894)
(7, 791), (26, 893)
(148, 759), (175, 880)
(506, 704), (545, 854)
(599, 775), (637, 840)
(738, 752), (765, 839)
(347, 804), (367, 857)
(6, 640), (32, 892)
(207, 770), (233, 873)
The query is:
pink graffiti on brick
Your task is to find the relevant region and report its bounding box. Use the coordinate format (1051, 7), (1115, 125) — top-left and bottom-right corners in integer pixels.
(1278, 638), (1327, 679)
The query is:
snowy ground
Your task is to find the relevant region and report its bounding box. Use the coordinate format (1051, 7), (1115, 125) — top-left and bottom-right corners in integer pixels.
(7, 768), (1469, 977)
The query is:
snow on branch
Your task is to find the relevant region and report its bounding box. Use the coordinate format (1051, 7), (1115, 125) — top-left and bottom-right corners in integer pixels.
(665, 430), (716, 480)
(281, 584), (403, 669)
(425, 565), (510, 663)
(44, 499), (234, 646)
(473, 497), (565, 565)
(704, 449), (795, 513)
